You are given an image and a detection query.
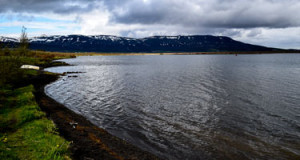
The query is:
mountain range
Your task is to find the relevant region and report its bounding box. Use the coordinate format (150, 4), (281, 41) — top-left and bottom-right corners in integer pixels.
(0, 35), (283, 53)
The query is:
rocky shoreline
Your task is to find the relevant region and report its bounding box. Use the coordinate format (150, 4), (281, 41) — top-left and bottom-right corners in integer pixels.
(32, 72), (161, 160)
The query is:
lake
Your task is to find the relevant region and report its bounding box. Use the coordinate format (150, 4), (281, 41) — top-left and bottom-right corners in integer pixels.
(45, 54), (300, 160)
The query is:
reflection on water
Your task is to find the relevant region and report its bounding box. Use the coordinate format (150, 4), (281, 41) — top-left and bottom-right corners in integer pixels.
(46, 54), (300, 160)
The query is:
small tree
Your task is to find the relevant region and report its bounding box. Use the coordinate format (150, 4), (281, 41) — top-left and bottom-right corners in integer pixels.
(0, 27), (28, 86)
(19, 26), (29, 56)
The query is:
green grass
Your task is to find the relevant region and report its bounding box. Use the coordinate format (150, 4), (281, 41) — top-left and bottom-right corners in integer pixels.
(0, 47), (75, 159)
(0, 45), (75, 159)
(0, 48), (76, 86)
(0, 85), (70, 160)
(0, 56), (39, 86)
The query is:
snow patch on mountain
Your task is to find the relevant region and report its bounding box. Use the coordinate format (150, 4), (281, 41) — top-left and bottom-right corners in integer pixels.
(0, 37), (19, 43)
(89, 35), (122, 41)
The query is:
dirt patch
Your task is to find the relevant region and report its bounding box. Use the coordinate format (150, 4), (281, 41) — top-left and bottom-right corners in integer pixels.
(32, 73), (162, 160)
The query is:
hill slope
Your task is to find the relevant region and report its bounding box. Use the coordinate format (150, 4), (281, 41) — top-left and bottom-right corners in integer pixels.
(1, 35), (278, 52)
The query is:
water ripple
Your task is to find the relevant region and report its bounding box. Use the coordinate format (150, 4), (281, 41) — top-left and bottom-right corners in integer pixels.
(46, 54), (300, 160)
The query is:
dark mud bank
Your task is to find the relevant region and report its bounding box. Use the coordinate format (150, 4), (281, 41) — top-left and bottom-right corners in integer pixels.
(33, 73), (161, 160)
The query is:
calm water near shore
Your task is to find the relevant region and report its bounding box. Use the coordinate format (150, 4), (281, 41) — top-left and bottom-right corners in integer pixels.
(45, 54), (300, 160)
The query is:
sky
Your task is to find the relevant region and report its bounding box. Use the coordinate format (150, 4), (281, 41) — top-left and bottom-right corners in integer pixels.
(0, 0), (300, 49)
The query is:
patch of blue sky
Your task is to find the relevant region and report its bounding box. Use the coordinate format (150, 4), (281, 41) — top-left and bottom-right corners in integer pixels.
(0, 26), (23, 34)
(0, 15), (79, 35)
(56, 25), (80, 30)
(33, 17), (74, 23)
(0, 14), (73, 24)
(0, 16), (9, 23)
(0, 26), (55, 34)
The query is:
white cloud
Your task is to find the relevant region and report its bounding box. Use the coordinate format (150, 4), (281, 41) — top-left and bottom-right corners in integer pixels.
(235, 27), (300, 49)
(0, 0), (300, 49)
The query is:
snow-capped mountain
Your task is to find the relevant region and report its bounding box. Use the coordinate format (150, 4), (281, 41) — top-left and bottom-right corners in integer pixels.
(0, 35), (276, 52)
(0, 36), (19, 43)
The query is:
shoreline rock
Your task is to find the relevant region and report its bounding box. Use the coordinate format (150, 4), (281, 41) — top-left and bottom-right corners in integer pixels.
(20, 65), (40, 70)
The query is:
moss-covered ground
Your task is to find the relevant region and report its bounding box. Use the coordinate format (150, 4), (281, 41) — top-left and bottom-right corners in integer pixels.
(0, 85), (70, 160)
(0, 49), (75, 159)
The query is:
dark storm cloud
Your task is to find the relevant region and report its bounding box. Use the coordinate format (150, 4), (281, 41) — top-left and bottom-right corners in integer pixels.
(1, 0), (300, 29)
(0, 0), (98, 14)
(105, 0), (300, 29)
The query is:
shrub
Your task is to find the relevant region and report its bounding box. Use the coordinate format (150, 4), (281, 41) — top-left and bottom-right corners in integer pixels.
(18, 26), (29, 56)
(0, 56), (24, 86)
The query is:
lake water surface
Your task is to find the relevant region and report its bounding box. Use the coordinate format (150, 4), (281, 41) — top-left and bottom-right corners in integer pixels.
(45, 54), (300, 160)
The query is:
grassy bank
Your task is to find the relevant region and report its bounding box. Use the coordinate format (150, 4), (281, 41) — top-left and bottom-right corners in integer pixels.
(0, 49), (75, 159)
(0, 85), (70, 159)
(0, 50), (76, 87)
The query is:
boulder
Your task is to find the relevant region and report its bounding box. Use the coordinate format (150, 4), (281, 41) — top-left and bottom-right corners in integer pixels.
(20, 65), (40, 70)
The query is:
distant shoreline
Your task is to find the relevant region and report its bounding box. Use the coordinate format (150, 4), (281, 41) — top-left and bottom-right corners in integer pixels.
(37, 50), (300, 57)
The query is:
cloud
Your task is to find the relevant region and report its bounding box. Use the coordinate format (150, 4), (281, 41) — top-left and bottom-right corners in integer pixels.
(2, 0), (300, 28)
(0, 0), (300, 49)
(0, 0), (99, 14)
(107, 0), (300, 29)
